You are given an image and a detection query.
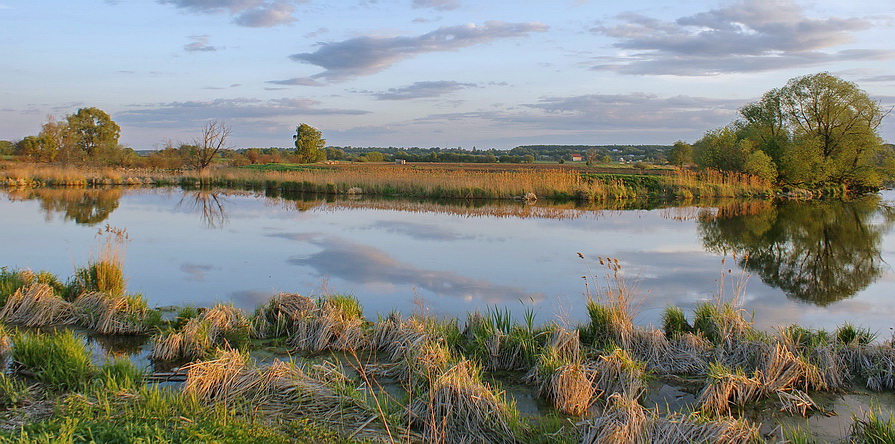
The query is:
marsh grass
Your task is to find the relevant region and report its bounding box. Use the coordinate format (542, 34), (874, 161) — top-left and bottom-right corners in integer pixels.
(181, 348), (397, 442)
(408, 359), (523, 443)
(462, 307), (546, 371)
(850, 408), (895, 443)
(74, 292), (161, 335)
(68, 226), (129, 298)
(0, 283), (76, 327)
(0, 372), (30, 408)
(11, 330), (94, 391)
(150, 303), (251, 361)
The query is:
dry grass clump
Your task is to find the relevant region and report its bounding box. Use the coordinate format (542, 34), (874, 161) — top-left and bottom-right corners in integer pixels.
(252, 293), (367, 353)
(371, 313), (430, 361)
(284, 295), (368, 353)
(579, 394), (648, 444)
(581, 394), (760, 444)
(545, 363), (596, 417)
(697, 363), (764, 416)
(150, 303), (251, 361)
(591, 348), (647, 401)
(73, 292), (159, 335)
(182, 349), (396, 442)
(0, 283), (76, 327)
(408, 359), (520, 444)
(251, 292), (316, 338)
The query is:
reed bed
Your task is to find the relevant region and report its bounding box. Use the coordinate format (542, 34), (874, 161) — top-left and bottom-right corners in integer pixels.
(183, 349), (397, 442)
(407, 359), (520, 444)
(150, 303), (251, 361)
(0, 283), (76, 327)
(73, 292), (159, 335)
(1, 160), (774, 201)
(462, 309), (543, 371)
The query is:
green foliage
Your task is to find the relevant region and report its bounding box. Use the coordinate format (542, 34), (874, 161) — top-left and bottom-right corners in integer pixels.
(98, 357), (144, 392)
(781, 325), (830, 349)
(850, 408), (895, 443)
(743, 150), (777, 182)
(321, 294), (363, 320)
(668, 140), (693, 167)
(0, 373), (30, 408)
(66, 107), (121, 165)
(661, 306), (692, 338)
(0, 268), (29, 306)
(693, 302), (721, 344)
(835, 323), (876, 346)
(172, 305), (200, 330)
(12, 330), (95, 391)
(293, 123), (326, 164)
(583, 301), (614, 348)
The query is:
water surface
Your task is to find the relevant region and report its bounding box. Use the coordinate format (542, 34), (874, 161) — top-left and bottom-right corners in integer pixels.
(2, 187), (893, 334)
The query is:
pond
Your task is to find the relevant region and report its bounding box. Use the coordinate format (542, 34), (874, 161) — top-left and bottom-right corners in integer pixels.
(1, 187), (893, 335)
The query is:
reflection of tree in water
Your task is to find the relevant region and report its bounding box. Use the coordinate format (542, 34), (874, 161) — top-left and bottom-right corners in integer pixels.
(6, 188), (123, 225)
(178, 190), (229, 228)
(699, 197), (895, 306)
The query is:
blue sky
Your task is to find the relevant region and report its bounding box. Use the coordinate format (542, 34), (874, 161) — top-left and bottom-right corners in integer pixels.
(2, 0), (894, 150)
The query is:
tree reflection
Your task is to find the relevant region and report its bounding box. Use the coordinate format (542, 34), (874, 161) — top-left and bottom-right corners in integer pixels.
(178, 190), (229, 228)
(699, 197), (895, 306)
(7, 188), (122, 225)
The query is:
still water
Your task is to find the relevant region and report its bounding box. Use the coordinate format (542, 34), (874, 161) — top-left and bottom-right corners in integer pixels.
(1, 187), (893, 334)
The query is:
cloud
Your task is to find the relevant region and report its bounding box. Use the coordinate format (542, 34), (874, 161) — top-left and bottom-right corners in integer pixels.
(180, 262), (215, 281)
(159, 0), (298, 27)
(591, 0), (893, 75)
(412, 0), (459, 11)
(369, 221), (474, 241)
(184, 35), (219, 52)
(118, 97), (369, 126)
(287, 236), (542, 303)
(265, 77), (326, 87)
(366, 80), (477, 100)
(289, 21), (548, 82)
(233, 1), (295, 27)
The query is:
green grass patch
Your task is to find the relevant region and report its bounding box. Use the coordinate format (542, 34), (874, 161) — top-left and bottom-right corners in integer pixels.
(11, 330), (94, 392)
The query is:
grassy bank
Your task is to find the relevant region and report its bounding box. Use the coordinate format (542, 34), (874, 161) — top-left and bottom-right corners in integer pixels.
(0, 259), (893, 442)
(0, 161), (775, 201)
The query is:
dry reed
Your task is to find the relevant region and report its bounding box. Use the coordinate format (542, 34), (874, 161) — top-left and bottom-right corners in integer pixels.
(183, 349), (398, 442)
(0, 283), (75, 327)
(408, 359), (518, 444)
(150, 303), (250, 361)
(73, 292), (155, 335)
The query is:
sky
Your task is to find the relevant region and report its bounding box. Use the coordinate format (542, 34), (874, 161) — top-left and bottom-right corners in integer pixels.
(2, 0), (894, 150)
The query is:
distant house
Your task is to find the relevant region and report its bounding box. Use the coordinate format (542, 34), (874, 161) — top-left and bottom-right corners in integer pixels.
(395, 159), (406, 165)
(570, 154), (583, 162)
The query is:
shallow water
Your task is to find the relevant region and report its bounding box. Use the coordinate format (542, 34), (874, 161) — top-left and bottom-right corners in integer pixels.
(1, 187), (893, 335)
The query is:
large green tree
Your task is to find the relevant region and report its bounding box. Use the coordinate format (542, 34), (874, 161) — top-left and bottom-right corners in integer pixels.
(667, 140), (693, 167)
(697, 73), (891, 189)
(66, 107), (121, 164)
(293, 123), (326, 163)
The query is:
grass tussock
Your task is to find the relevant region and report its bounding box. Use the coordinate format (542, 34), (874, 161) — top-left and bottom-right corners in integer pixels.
(253, 293), (367, 353)
(462, 307), (544, 371)
(0, 283), (76, 327)
(74, 292), (161, 335)
(850, 408), (895, 443)
(0, 268), (68, 306)
(408, 359), (522, 444)
(150, 303), (251, 361)
(580, 395), (761, 444)
(11, 330), (94, 391)
(183, 348), (397, 442)
(68, 226), (129, 298)
(697, 362), (764, 416)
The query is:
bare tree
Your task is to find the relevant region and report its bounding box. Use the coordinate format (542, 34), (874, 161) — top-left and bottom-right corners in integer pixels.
(191, 120), (232, 170)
